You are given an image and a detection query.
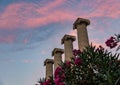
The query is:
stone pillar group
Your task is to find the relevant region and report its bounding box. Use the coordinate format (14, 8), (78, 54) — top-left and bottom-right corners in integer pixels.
(61, 34), (76, 61)
(43, 17), (90, 79)
(52, 48), (64, 71)
(44, 59), (54, 80)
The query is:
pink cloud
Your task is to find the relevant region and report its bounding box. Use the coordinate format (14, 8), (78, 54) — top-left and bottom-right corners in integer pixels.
(0, 0), (69, 29)
(41, 50), (47, 55)
(0, 35), (16, 43)
(0, 3), (24, 29)
(92, 42), (106, 48)
(68, 30), (77, 36)
(0, 58), (15, 63)
(0, 1), (76, 29)
(25, 11), (76, 28)
(22, 59), (32, 63)
(23, 38), (29, 44)
(0, 3), (39, 29)
(90, 38), (107, 48)
(81, 0), (120, 18)
(36, 0), (66, 14)
(0, 0), (120, 30)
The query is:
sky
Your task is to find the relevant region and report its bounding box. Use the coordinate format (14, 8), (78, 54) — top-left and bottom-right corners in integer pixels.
(0, 0), (120, 85)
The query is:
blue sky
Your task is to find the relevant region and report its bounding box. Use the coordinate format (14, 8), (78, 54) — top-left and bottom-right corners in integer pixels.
(0, 0), (120, 85)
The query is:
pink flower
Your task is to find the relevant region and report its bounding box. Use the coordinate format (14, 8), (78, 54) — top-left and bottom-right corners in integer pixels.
(73, 49), (81, 56)
(54, 77), (61, 83)
(40, 82), (43, 85)
(105, 36), (117, 48)
(77, 49), (81, 54)
(61, 73), (65, 79)
(54, 74), (65, 85)
(75, 57), (82, 66)
(54, 67), (65, 85)
(54, 77), (65, 85)
(43, 79), (51, 85)
(73, 49), (78, 56)
(65, 61), (71, 68)
(55, 82), (65, 85)
(54, 67), (64, 78)
(96, 45), (104, 51)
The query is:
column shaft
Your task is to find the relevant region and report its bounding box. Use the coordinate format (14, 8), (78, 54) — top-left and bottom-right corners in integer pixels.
(45, 63), (53, 80)
(61, 34), (76, 61)
(52, 48), (64, 71)
(54, 53), (62, 71)
(77, 23), (89, 51)
(44, 59), (54, 80)
(64, 39), (74, 61)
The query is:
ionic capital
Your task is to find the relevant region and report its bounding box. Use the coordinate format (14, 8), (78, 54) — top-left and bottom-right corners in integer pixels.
(44, 59), (54, 66)
(61, 34), (76, 44)
(52, 48), (64, 56)
(73, 18), (90, 29)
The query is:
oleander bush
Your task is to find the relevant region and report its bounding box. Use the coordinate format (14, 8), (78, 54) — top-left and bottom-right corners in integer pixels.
(36, 34), (120, 85)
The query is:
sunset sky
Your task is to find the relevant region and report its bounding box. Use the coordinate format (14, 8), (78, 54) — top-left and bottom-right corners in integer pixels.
(0, 0), (120, 85)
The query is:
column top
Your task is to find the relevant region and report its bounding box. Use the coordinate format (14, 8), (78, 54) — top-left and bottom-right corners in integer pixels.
(44, 59), (54, 66)
(73, 18), (90, 29)
(52, 48), (64, 56)
(61, 34), (76, 44)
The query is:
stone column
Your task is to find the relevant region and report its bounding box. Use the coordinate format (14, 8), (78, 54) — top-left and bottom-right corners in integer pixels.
(52, 48), (64, 71)
(61, 34), (76, 61)
(73, 18), (90, 51)
(44, 59), (54, 80)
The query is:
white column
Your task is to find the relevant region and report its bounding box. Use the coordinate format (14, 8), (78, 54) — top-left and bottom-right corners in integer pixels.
(44, 59), (54, 80)
(52, 48), (64, 71)
(73, 18), (90, 51)
(61, 34), (76, 61)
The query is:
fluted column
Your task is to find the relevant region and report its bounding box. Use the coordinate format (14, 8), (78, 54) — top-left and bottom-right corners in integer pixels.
(73, 18), (90, 51)
(52, 48), (64, 71)
(44, 59), (54, 80)
(61, 34), (76, 61)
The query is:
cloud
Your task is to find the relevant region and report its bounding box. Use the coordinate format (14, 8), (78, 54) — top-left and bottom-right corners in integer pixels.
(25, 11), (76, 28)
(41, 50), (47, 55)
(0, 0), (120, 30)
(0, 3), (36, 30)
(36, 0), (66, 14)
(23, 38), (29, 44)
(22, 59), (32, 63)
(68, 30), (77, 36)
(90, 38), (107, 48)
(0, 0), (71, 29)
(79, 0), (120, 18)
(0, 0), (120, 44)
(0, 35), (16, 43)
(0, 58), (15, 63)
